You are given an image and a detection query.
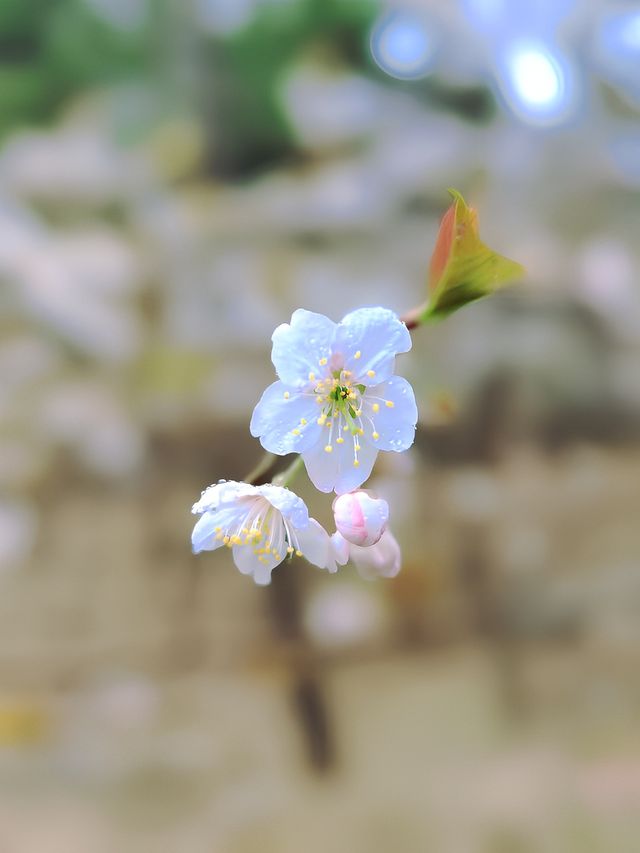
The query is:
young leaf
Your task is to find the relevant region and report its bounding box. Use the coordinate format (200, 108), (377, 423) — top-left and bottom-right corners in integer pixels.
(421, 189), (525, 322)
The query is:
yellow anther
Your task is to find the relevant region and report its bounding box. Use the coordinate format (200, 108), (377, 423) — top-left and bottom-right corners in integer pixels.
(324, 445), (333, 453)
(222, 535), (230, 545)
(287, 546), (294, 554)
(353, 459), (360, 467)
(372, 431), (380, 440)
(343, 423), (349, 431)
(258, 556), (268, 564)
(231, 535), (242, 545)
(241, 527), (249, 534)
(325, 419), (332, 427)
(355, 408), (362, 417)
(295, 549), (303, 557)
(317, 416), (326, 425)
(343, 370), (352, 377)
(354, 442), (361, 451)
(272, 548), (278, 555)
(215, 532), (224, 540)
(354, 350), (361, 359)
(336, 436), (345, 444)
(292, 428), (300, 436)
(319, 357), (328, 366)
(214, 526), (222, 533)
(308, 372), (315, 381)
(283, 391), (290, 399)
(357, 428), (364, 436)
(300, 418), (307, 425)
(367, 370), (376, 378)
(385, 400), (395, 408)
(372, 403), (380, 413)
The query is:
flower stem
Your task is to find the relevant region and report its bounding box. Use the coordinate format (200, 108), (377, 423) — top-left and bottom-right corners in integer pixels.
(244, 451), (276, 485)
(272, 455), (304, 488)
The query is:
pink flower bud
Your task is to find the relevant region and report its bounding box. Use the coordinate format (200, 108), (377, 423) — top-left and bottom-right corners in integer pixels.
(332, 490), (389, 547)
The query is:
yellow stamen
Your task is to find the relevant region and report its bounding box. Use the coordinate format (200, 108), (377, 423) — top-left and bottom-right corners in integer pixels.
(300, 418), (307, 425)
(292, 428), (300, 435)
(283, 391), (290, 399)
(372, 431), (380, 440)
(336, 436), (345, 444)
(353, 459), (360, 467)
(385, 400), (394, 408)
(319, 357), (327, 366)
(324, 445), (333, 453)
(317, 416), (326, 425)
(354, 442), (361, 451)
(309, 372), (315, 381)
(357, 428), (364, 436)
(354, 350), (361, 359)
(295, 550), (303, 557)
(367, 370), (375, 378)
(372, 403), (380, 413)
(287, 546), (294, 554)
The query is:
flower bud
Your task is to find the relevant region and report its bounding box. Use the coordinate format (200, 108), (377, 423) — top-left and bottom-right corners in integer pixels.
(332, 491), (389, 547)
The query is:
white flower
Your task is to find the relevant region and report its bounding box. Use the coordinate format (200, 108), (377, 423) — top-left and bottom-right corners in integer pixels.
(331, 528), (402, 580)
(191, 480), (336, 585)
(332, 490), (389, 547)
(250, 307), (417, 495)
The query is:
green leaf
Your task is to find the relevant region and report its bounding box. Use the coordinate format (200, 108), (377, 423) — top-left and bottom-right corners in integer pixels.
(421, 188), (525, 322)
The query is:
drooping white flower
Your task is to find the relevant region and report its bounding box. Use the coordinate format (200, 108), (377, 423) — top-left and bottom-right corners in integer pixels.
(332, 490), (389, 547)
(191, 480), (336, 585)
(250, 307), (417, 495)
(331, 528), (402, 580)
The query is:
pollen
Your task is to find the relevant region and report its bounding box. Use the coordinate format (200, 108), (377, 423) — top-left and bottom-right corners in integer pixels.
(372, 431), (380, 440)
(353, 459), (360, 467)
(317, 416), (326, 425)
(223, 535), (230, 545)
(283, 391), (290, 399)
(357, 427), (364, 436)
(336, 436), (345, 444)
(291, 428), (300, 436)
(354, 350), (361, 359)
(319, 357), (328, 366)
(385, 400), (395, 408)
(372, 403), (380, 413)
(324, 445), (333, 453)
(295, 549), (303, 557)
(286, 546), (294, 554)
(354, 442), (361, 451)
(300, 418), (307, 425)
(367, 370), (376, 378)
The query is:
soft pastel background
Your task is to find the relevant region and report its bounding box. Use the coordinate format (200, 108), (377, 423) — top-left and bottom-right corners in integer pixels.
(1, 1), (640, 851)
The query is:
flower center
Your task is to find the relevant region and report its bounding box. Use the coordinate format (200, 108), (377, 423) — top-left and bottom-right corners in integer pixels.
(213, 501), (303, 565)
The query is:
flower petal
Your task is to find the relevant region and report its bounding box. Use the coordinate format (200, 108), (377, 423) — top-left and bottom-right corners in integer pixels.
(193, 480), (258, 514)
(232, 544), (282, 585)
(250, 381), (322, 455)
(302, 431), (378, 494)
(350, 529), (402, 580)
(191, 504), (246, 553)
(364, 376), (417, 451)
(255, 484), (309, 529)
(295, 518), (337, 573)
(330, 531), (350, 566)
(271, 309), (336, 388)
(333, 307), (411, 385)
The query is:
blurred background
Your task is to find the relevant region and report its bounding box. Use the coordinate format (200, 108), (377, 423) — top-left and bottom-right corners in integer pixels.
(1, 0), (640, 850)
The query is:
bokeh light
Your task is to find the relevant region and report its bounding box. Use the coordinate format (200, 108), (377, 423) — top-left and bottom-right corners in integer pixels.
(496, 41), (576, 126)
(369, 10), (434, 80)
